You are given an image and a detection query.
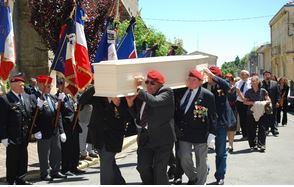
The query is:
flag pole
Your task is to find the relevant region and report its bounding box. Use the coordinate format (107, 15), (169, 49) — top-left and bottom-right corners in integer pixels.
(53, 4), (77, 128)
(27, 23), (69, 142)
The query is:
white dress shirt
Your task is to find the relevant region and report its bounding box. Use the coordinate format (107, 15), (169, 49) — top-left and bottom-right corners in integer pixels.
(180, 88), (199, 114)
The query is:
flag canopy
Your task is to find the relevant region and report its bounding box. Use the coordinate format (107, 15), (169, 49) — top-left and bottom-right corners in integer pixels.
(0, 1), (15, 81)
(117, 17), (137, 59)
(51, 5), (92, 96)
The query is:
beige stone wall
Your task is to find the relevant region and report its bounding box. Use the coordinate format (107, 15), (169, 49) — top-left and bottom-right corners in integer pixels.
(271, 7), (294, 80)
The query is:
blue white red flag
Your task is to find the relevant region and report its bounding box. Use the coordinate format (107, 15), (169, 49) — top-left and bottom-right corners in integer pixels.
(94, 19), (118, 66)
(117, 17), (137, 59)
(0, 1), (15, 81)
(51, 5), (92, 96)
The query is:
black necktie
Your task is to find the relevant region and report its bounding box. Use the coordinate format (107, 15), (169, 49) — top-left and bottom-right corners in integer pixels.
(18, 94), (24, 106)
(240, 81), (246, 93)
(140, 103), (148, 128)
(181, 89), (192, 112)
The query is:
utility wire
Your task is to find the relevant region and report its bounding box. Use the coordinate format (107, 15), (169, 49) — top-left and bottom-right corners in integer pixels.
(143, 15), (273, 23)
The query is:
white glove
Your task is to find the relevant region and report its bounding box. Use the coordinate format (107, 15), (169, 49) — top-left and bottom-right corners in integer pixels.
(1, 139), (9, 147)
(37, 98), (45, 108)
(58, 92), (66, 101)
(60, 133), (67, 143)
(34, 131), (42, 140)
(207, 133), (216, 149)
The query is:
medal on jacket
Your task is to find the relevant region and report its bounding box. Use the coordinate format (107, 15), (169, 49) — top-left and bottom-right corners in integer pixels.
(193, 100), (208, 122)
(114, 106), (120, 119)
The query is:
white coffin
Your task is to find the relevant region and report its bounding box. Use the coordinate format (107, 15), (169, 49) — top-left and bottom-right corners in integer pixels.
(93, 55), (213, 97)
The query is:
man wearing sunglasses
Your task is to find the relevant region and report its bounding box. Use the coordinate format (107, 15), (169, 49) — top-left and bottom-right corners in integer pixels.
(174, 69), (217, 185)
(126, 69), (176, 185)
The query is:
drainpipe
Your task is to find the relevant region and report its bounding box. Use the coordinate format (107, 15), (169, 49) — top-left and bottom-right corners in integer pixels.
(287, 10), (293, 36)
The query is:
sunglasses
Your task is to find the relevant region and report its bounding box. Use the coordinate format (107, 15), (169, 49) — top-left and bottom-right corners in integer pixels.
(145, 80), (156, 85)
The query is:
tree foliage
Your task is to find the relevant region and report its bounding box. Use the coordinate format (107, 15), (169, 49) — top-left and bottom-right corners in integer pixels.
(28, 0), (114, 63)
(221, 56), (246, 76)
(117, 16), (186, 56)
(28, 0), (186, 64)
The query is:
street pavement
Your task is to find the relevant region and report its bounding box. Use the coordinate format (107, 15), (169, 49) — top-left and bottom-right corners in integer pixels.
(27, 113), (294, 185)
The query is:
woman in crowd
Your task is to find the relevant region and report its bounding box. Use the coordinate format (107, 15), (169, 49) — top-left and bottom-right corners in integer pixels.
(243, 75), (271, 152)
(225, 73), (237, 153)
(277, 77), (289, 126)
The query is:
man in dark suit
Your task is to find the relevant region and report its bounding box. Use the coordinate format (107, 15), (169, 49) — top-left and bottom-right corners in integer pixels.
(203, 66), (236, 185)
(175, 69), (217, 185)
(262, 71), (280, 136)
(0, 74), (34, 185)
(78, 83), (132, 185)
(24, 77), (38, 95)
(56, 79), (85, 175)
(126, 70), (175, 185)
(32, 75), (67, 181)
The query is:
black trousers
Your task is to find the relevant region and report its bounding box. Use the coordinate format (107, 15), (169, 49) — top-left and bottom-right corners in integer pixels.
(6, 143), (28, 184)
(61, 130), (80, 172)
(236, 101), (248, 137)
(97, 146), (125, 185)
(167, 140), (184, 179)
(247, 114), (267, 148)
(277, 105), (288, 125)
(137, 142), (173, 185)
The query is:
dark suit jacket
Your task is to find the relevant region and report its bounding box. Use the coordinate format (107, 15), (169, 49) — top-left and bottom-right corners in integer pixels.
(57, 93), (82, 134)
(31, 92), (64, 139)
(0, 92), (34, 144)
(174, 86), (216, 144)
(79, 85), (133, 152)
(128, 86), (176, 148)
(262, 80), (280, 105)
(203, 76), (236, 128)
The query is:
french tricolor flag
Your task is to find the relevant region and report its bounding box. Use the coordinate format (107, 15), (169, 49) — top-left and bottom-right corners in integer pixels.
(117, 17), (137, 59)
(51, 5), (92, 96)
(74, 5), (92, 90)
(0, 1), (15, 81)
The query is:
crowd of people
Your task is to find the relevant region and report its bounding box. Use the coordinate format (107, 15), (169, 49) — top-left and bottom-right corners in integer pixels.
(0, 65), (291, 185)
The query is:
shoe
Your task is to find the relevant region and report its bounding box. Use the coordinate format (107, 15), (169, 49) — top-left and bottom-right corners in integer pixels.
(40, 175), (52, 181)
(187, 180), (196, 185)
(254, 145), (258, 150)
(227, 146), (233, 153)
(272, 131), (279, 136)
(217, 179), (224, 185)
(259, 146), (266, 152)
(282, 123), (287, 126)
(173, 177), (182, 185)
(235, 131), (241, 135)
(51, 172), (67, 179)
(167, 167), (175, 180)
(89, 153), (98, 158)
(70, 168), (86, 175)
(15, 179), (33, 185)
(80, 155), (93, 161)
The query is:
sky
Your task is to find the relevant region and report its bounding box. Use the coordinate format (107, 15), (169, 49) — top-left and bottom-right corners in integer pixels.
(138, 0), (290, 66)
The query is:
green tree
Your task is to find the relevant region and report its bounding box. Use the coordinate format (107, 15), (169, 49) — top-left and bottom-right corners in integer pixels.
(117, 17), (185, 56)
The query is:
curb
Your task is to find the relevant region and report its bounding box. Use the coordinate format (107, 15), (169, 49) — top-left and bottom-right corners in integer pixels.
(0, 135), (137, 183)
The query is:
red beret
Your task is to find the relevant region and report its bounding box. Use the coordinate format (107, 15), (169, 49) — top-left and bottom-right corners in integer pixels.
(209, 65), (222, 77)
(36, 75), (53, 84)
(189, 69), (204, 81)
(10, 76), (25, 83)
(147, 70), (165, 84)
